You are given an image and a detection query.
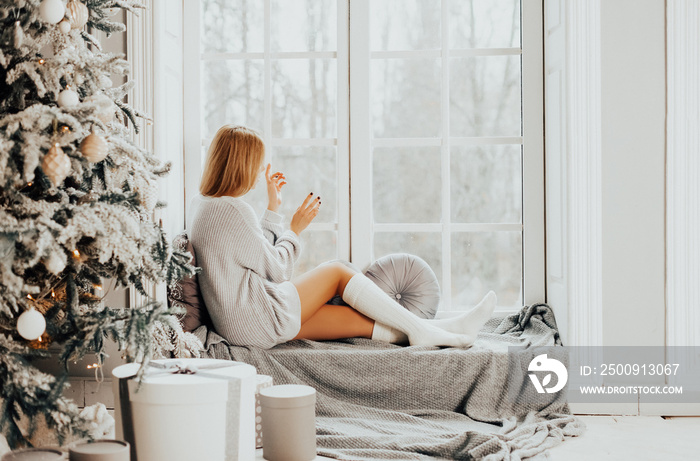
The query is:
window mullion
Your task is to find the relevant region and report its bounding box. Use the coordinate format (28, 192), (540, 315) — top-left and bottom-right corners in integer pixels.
(182, 0), (201, 221)
(349, 0), (373, 270)
(337, 0), (350, 261)
(522, 0), (546, 304)
(441, 0), (452, 309)
(263, 0), (271, 149)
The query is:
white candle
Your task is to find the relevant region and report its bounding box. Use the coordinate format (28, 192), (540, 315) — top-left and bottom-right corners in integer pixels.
(68, 441), (129, 461)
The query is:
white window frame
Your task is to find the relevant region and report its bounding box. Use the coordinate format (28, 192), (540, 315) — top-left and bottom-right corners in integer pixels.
(350, 0), (544, 311)
(183, 0), (351, 262)
(182, 0), (545, 311)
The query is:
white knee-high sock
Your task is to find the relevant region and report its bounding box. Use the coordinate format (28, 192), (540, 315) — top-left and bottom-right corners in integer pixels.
(371, 322), (407, 344)
(343, 273), (472, 347)
(370, 291), (496, 345)
(429, 291), (497, 336)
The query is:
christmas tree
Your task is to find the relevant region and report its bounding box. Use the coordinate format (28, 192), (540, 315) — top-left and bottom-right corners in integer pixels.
(0, 0), (196, 449)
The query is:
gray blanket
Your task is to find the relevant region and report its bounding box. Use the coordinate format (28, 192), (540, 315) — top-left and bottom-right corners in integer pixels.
(194, 304), (585, 460)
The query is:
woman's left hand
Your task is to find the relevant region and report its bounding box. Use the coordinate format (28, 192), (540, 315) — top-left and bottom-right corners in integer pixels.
(265, 163), (286, 213)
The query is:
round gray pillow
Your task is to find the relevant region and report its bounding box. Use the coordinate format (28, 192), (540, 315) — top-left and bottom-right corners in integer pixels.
(364, 254), (440, 319)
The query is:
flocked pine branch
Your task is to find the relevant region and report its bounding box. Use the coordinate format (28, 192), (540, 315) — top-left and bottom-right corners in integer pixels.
(0, 0), (196, 449)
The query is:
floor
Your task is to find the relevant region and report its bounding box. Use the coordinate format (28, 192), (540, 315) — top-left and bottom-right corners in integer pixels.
(547, 416), (699, 460)
(255, 416), (700, 460)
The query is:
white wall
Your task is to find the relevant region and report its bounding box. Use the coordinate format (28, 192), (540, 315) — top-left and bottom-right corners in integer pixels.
(545, 0), (666, 349)
(600, 0), (666, 347)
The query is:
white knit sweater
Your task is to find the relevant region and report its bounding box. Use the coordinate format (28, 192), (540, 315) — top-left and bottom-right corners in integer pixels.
(188, 195), (302, 349)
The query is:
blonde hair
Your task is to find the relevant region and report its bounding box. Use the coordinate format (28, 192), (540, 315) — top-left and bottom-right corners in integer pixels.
(200, 125), (265, 197)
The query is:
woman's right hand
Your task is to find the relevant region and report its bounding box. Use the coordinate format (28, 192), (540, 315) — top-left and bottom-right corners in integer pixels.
(290, 193), (321, 235)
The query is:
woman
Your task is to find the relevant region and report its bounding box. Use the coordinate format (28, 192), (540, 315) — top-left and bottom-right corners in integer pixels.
(189, 125), (496, 349)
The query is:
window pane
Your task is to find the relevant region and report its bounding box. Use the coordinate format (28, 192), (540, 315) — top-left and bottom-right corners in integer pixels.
(373, 147), (441, 223)
(451, 145), (522, 223)
(241, 178), (269, 218)
(201, 0), (264, 53)
(450, 56), (521, 137)
(296, 231), (338, 274)
(370, 0), (441, 51)
(273, 146), (337, 224)
(451, 232), (522, 309)
(272, 59), (337, 138)
(374, 232), (442, 286)
(372, 59), (441, 138)
(202, 60), (264, 139)
(270, 0), (337, 52)
(449, 0), (521, 49)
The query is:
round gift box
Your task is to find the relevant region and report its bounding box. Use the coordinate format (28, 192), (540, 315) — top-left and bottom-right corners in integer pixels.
(112, 363), (229, 461)
(260, 385), (317, 461)
(1, 448), (65, 461)
(69, 440), (129, 461)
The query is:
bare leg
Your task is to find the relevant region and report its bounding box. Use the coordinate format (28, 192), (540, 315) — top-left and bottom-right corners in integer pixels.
(292, 262), (360, 324)
(291, 261), (489, 347)
(294, 304), (373, 341)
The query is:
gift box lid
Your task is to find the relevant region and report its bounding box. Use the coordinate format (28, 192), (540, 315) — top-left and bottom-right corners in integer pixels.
(260, 384), (316, 409)
(69, 440), (129, 460)
(1, 449), (64, 461)
(127, 373), (228, 405)
(162, 358), (256, 380)
(112, 362), (230, 406)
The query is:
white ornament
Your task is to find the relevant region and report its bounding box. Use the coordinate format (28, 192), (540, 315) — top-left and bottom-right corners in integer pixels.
(85, 93), (116, 123)
(13, 21), (24, 48)
(39, 0), (66, 25)
(17, 308), (46, 340)
(58, 88), (79, 108)
(42, 144), (72, 185)
(66, 0), (89, 29)
(58, 19), (72, 34)
(79, 133), (108, 163)
(44, 251), (67, 274)
(98, 74), (113, 89)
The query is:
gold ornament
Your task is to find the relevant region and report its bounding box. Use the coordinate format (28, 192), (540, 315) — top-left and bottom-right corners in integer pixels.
(136, 180), (159, 211)
(66, 0), (89, 30)
(79, 133), (108, 163)
(42, 143), (71, 185)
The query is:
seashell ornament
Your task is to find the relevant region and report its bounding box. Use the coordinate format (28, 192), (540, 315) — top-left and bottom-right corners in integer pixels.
(42, 143), (72, 185)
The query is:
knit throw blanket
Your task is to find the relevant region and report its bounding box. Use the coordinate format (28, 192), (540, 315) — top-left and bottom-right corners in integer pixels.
(194, 304), (585, 460)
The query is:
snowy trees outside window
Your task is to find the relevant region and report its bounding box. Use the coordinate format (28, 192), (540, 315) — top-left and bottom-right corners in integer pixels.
(192, 0), (539, 311)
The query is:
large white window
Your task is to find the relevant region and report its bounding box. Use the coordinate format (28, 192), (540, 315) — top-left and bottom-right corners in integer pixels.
(183, 0), (544, 311)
